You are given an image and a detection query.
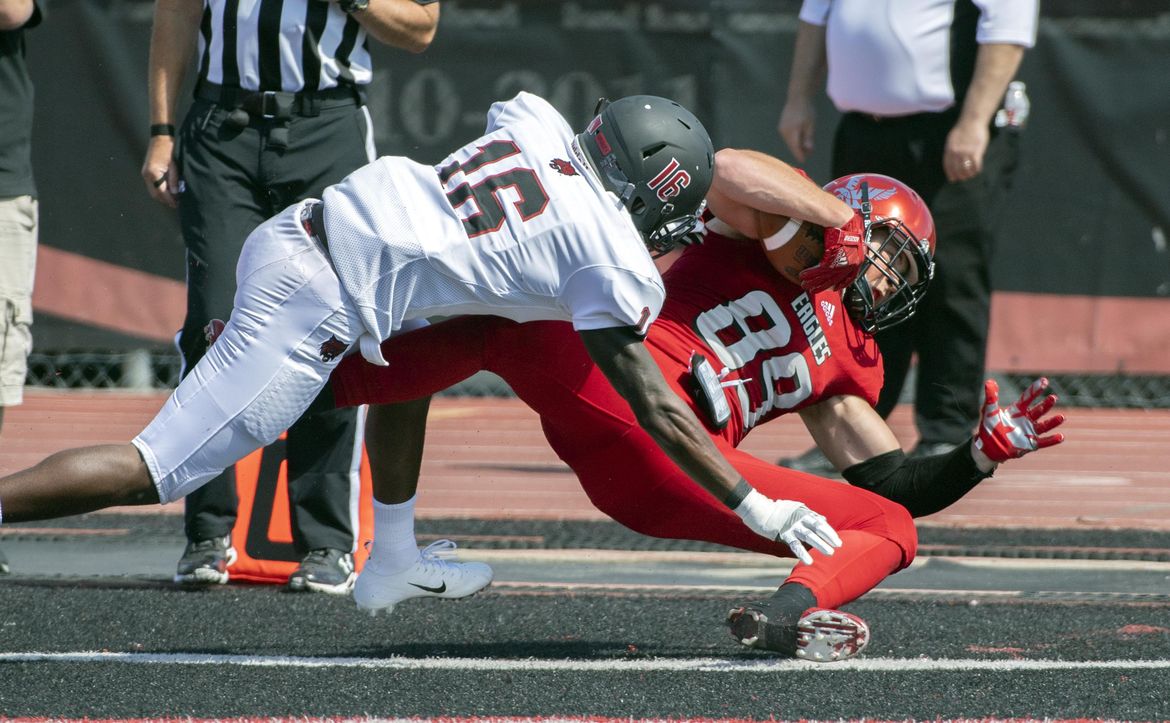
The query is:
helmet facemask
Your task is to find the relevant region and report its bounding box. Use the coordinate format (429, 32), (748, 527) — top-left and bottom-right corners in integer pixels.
(844, 217), (934, 333)
(642, 205), (705, 257)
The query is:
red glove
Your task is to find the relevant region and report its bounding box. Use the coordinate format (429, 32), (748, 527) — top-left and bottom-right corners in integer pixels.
(974, 377), (1066, 463)
(798, 210), (866, 293)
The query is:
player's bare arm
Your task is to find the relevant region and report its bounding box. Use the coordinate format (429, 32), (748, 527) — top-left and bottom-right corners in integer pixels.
(798, 395), (902, 472)
(707, 148), (865, 293)
(579, 326), (742, 497)
(142, 0), (202, 208)
(578, 325), (841, 565)
(803, 379), (1066, 519)
(318, 0), (439, 52)
(706, 148), (853, 239)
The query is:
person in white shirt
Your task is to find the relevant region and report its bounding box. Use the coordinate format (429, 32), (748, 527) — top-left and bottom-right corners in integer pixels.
(0, 93), (842, 610)
(777, 0), (1039, 473)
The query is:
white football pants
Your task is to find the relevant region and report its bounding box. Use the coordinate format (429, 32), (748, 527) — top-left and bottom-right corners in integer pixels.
(133, 200), (366, 504)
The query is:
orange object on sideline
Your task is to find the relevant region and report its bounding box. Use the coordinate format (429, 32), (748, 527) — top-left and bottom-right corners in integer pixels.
(229, 433), (374, 584)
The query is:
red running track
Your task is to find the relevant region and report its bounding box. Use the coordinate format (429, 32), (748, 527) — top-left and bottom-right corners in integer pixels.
(1, 390), (1167, 531)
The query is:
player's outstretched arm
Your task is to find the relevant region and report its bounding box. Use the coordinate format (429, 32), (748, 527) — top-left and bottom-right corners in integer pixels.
(705, 149), (864, 292)
(821, 380), (1066, 518)
(706, 149), (852, 240)
(973, 377), (1066, 466)
(578, 326), (841, 564)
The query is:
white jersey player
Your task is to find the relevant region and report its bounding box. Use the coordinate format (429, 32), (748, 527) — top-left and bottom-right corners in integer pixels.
(135, 92), (682, 502)
(324, 92), (665, 360)
(0, 94), (844, 616)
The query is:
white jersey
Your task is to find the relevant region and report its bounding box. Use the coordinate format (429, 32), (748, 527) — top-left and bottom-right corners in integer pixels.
(133, 93), (665, 503)
(321, 92), (665, 360)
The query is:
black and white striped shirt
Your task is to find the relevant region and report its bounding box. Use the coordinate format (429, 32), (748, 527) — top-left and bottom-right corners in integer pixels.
(196, 0), (373, 92)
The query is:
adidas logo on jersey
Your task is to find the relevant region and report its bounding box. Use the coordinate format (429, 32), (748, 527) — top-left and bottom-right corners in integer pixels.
(820, 300), (836, 327)
(791, 292), (831, 365)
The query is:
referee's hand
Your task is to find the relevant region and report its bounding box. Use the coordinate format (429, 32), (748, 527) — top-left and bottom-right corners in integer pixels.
(142, 136), (180, 209)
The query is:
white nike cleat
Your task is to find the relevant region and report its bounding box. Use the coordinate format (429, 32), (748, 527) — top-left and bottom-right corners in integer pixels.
(353, 539), (493, 616)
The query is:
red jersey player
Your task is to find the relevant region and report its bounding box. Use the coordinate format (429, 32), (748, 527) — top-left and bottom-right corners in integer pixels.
(331, 150), (1065, 662)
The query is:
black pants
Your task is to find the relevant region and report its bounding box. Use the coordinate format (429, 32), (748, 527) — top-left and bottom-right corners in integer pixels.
(832, 110), (1019, 446)
(175, 97), (375, 553)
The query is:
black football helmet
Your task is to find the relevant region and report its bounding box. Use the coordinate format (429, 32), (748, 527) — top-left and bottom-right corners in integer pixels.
(575, 95), (714, 256)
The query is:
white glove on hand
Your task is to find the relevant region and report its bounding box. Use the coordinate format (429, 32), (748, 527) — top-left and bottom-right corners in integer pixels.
(733, 489), (842, 565)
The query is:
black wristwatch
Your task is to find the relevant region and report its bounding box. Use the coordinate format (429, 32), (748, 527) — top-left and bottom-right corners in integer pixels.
(338, 0), (369, 13)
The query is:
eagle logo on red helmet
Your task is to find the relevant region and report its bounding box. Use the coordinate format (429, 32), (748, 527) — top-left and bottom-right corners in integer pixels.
(833, 176), (896, 209)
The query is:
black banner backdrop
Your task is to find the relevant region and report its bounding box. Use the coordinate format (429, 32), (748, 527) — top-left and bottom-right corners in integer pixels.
(25, 0), (1170, 372)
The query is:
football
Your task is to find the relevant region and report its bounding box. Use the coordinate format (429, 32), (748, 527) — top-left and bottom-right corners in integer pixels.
(764, 219), (825, 285)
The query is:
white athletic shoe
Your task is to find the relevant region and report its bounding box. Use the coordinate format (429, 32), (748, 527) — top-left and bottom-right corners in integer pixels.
(354, 539), (493, 616)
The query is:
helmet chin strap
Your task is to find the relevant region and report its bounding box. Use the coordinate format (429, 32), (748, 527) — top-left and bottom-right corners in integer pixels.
(859, 180), (873, 240)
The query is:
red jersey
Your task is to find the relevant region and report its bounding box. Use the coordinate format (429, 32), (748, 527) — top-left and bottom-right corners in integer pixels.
(332, 227), (883, 458)
(649, 229), (883, 447)
(330, 227), (917, 605)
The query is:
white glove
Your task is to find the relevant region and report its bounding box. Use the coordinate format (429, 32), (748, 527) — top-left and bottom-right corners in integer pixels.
(733, 489), (842, 565)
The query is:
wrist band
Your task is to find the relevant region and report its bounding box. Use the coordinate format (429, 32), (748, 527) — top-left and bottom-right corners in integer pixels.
(150, 123), (176, 137)
(722, 478), (754, 509)
(763, 217), (803, 251)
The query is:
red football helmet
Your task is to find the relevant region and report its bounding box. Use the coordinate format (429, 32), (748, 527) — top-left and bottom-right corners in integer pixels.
(823, 173), (936, 332)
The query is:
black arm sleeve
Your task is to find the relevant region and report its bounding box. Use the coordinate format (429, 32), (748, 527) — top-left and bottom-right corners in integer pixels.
(841, 443), (994, 518)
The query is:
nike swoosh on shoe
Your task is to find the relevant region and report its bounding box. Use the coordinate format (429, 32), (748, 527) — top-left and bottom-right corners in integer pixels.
(409, 581), (447, 594)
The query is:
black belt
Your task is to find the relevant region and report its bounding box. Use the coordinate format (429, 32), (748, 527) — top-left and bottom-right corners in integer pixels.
(847, 109), (957, 126)
(301, 201), (329, 249)
(195, 80), (366, 120)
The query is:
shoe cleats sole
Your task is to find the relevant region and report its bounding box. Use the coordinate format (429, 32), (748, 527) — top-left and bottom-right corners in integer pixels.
(727, 606), (870, 662)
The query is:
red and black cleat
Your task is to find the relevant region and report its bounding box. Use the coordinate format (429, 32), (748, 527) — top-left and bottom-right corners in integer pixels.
(727, 605), (870, 662)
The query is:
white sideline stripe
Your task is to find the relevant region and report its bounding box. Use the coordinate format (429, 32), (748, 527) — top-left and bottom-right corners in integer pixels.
(459, 549), (1170, 574)
(4, 652), (1170, 673)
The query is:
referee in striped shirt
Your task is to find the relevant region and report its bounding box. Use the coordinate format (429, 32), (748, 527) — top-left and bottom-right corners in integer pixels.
(140, 0), (439, 594)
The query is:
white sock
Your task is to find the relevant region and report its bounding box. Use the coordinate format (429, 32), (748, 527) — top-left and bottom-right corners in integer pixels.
(371, 495), (419, 574)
